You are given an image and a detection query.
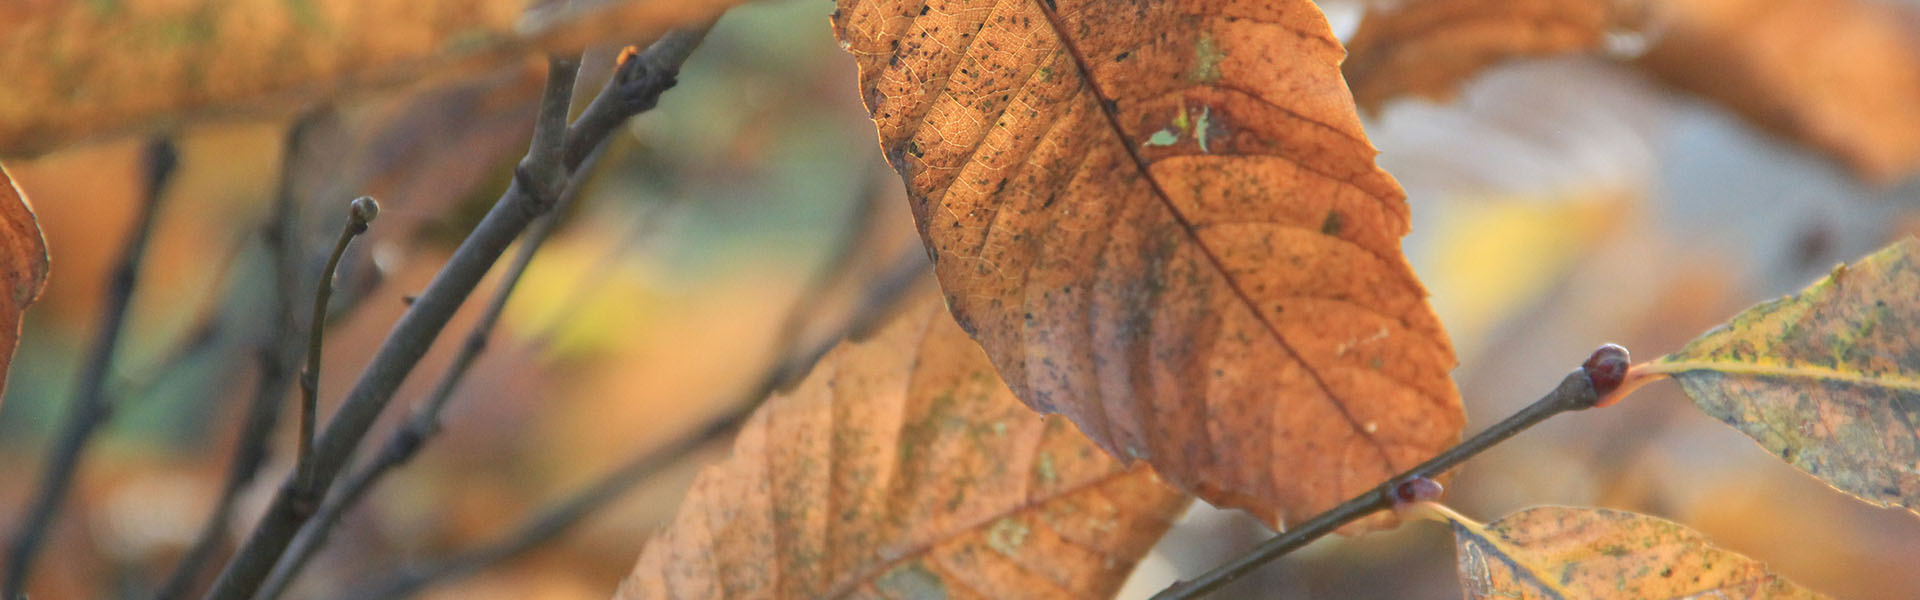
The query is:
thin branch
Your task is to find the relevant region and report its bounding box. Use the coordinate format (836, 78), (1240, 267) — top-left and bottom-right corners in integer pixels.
(198, 54), (581, 600)
(4, 137), (179, 600)
(1149, 345), (1631, 600)
(294, 197), (380, 490)
(343, 248), (931, 600)
(255, 149), (604, 600)
(151, 110), (335, 600)
(205, 26), (714, 596)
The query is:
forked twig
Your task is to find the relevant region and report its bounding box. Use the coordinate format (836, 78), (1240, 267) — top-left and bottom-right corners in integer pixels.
(256, 149), (604, 600)
(205, 21), (718, 598)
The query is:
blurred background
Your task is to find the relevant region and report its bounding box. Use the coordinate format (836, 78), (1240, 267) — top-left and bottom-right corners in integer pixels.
(2, 0), (1918, 598)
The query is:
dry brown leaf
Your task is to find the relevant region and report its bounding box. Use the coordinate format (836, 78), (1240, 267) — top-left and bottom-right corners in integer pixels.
(831, 0), (1464, 527)
(0, 164), (49, 402)
(1442, 505), (1825, 599)
(1343, 0), (1647, 113)
(618, 293), (1190, 599)
(1636, 0), (1920, 181)
(0, 0), (737, 156)
(1646, 237), (1920, 514)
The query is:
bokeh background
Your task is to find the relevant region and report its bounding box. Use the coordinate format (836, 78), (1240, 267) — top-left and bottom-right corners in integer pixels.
(2, 0), (1919, 598)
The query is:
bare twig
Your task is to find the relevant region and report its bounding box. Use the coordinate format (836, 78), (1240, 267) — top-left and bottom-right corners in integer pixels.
(4, 137), (179, 600)
(344, 248), (930, 600)
(294, 197), (381, 491)
(206, 25), (716, 596)
(256, 149), (604, 600)
(1150, 346), (1631, 600)
(199, 55), (583, 600)
(151, 111), (338, 600)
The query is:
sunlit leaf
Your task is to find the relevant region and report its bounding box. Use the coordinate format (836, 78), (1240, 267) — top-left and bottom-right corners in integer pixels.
(1344, 0), (1646, 112)
(0, 164), (49, 402)
(832, 0), (1463, 529)
(0, 0), (738, 156)
(1645, 237), (1920, 514)
(1636, 0), (1920, 181)
(618, 293), (1190, 599)
(1441, 505), (1825, 599)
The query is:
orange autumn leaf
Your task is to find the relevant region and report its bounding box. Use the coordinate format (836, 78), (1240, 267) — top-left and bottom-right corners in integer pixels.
(1635, 0), (1920, 181)
(1440, 505), (1824, 599)
(618, 294), (1189, 599)
(1343, 0), (1648, 112)
(0, 0), (737, 156)
(830, 0), (1464, 527)
(0, 164), (48, 402)
(1644, 238), (1920, 514)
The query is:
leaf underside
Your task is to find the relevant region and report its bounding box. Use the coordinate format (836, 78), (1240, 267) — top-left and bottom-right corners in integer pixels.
(1450, 506), (1825, 599)
(619, 293), (1189, 599)
(831, 0), (1464, 527)
(1656, 237), (1920, 515)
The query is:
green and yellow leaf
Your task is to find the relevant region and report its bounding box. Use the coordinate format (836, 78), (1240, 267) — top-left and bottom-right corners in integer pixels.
(1647, 237), (1920, 514)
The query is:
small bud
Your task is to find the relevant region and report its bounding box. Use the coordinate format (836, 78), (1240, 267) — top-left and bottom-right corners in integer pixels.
(1582, 343), (1630, 396)
(350, 196), (380, 224)
(1391, 476), (1443, 506)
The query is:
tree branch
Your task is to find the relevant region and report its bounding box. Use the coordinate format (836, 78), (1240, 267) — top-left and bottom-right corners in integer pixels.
(3, 137), (178, 600)
(198, 54), (583, 600)
(205, 23), (716, 596)
(255, 149), (604, 600)
(1150, 345), (1631, 600)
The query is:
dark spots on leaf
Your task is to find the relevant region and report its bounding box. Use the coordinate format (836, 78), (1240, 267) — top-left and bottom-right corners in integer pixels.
(919, 5), (929, 15)
(1102, 99), (1119, 113)
(1320, 210), (1344, 236)
(1114, 51), (1131, 62)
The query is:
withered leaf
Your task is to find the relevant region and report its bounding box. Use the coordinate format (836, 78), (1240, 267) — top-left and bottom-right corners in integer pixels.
(1445, 505), (1825, 599)
(1636, 0), (1920, 181)
(1648, 237), (1920, 514)
(0, 164), (48, 402)
(618, 293), (1189, 599)
(831, 0), (1464, 527)
(1343, 0), (1647, 112)
(0, 0), (736, 156)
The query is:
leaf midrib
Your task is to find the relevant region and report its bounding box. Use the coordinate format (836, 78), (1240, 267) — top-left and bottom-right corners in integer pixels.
(1652, 359), (1920, 392)
(1028, 0), (1396, 471)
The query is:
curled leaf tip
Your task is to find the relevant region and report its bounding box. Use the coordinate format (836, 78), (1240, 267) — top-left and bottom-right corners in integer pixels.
(1582, 343), (1630, 399)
